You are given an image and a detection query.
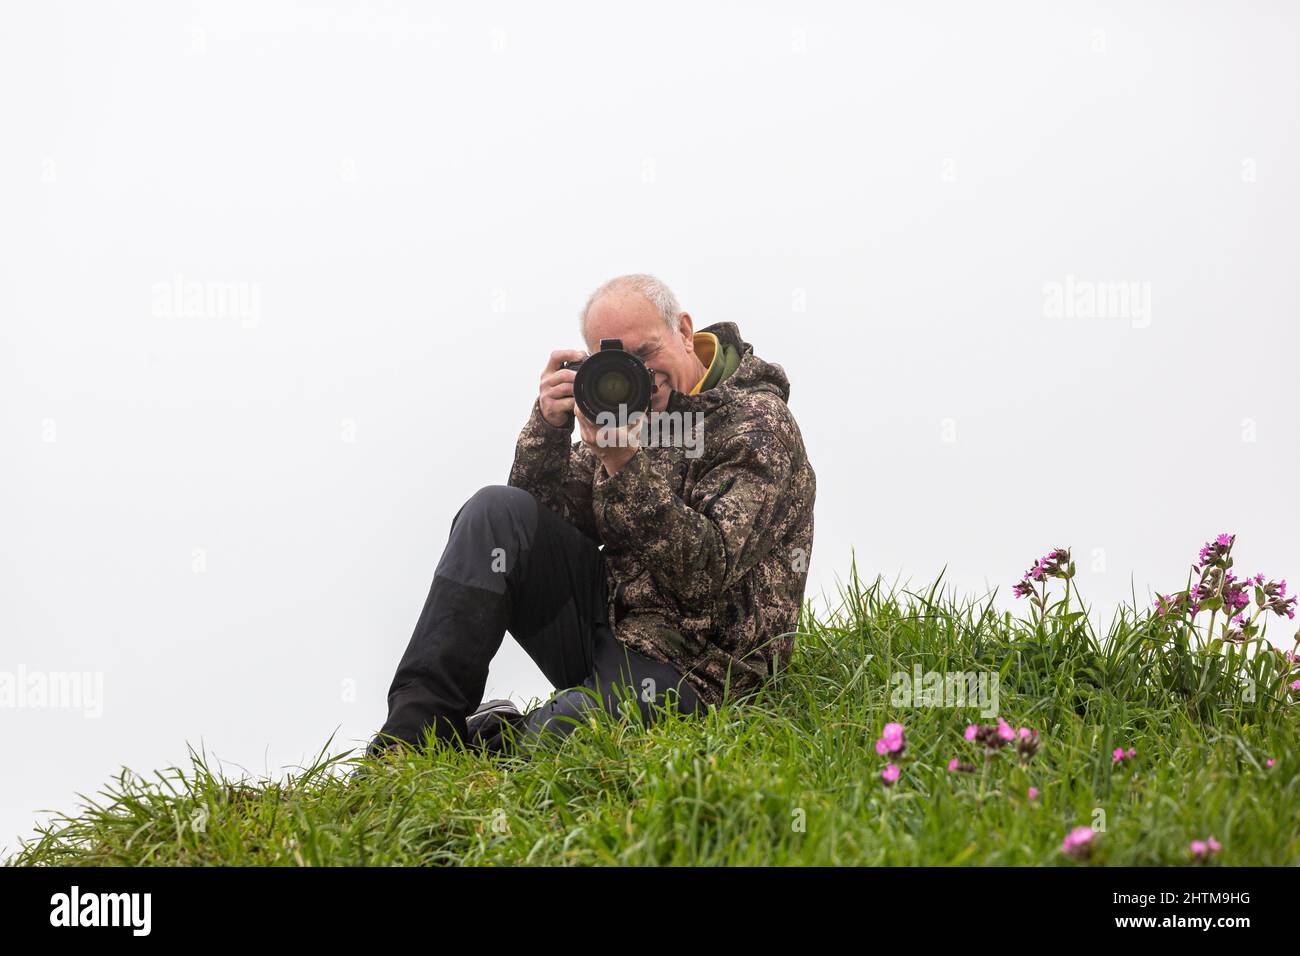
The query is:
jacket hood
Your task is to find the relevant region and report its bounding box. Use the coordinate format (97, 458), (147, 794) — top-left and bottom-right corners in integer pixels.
(666, 321), (791, 415)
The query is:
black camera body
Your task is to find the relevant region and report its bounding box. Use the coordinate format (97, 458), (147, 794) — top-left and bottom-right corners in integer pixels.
(561, 339), (654, 421)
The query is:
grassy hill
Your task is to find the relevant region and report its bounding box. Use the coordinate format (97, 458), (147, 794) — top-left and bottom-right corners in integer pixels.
(10, 559), (1299, 866)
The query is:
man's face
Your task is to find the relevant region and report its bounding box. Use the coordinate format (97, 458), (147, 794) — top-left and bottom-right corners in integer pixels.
(584, 292), (700, 413)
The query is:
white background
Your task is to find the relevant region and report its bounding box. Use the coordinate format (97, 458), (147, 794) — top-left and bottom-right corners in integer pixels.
(2, 0), (1297, 856)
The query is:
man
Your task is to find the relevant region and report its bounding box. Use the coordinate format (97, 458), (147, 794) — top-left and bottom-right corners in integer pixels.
(367, 274), (815, 758)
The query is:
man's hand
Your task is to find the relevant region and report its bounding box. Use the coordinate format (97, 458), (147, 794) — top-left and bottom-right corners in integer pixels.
(538, 349), (587, 428)
(577, 407), (641, 476)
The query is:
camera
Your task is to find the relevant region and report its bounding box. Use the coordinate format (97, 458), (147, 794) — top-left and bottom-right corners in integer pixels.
(561, 338), (655, 421)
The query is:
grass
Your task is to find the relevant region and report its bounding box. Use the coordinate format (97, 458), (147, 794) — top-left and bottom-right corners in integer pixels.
(9, 562), (1299, 866)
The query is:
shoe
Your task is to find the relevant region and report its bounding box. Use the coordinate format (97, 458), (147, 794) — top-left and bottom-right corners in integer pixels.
(348, 736), (404, 784)
(466, 699), (524, 752)
(364, 733), (408, 760)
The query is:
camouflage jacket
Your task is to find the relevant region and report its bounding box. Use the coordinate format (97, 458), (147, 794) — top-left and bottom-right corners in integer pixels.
(508, 321), (816, 706)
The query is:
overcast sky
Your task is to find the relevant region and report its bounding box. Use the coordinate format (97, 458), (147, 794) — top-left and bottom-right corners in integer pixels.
(2, 0), (1297, 856)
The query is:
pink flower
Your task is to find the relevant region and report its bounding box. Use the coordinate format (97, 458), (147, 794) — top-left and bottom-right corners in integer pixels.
(948, 757), (959, 771)
(997, 718), (1015, 742)
(1014, 548), (1072, 594)
(964, 724), (978, 742)
(881, 763), (900, 786)
(875, 722), (906, 755)
(1190, 836), (1221, 860)
(1127, 747), (1136, 758)
(1112, 747), (1126, 764)
(1290, 680), (1300, 692)
(1028, 787), (1039, 801)
(1015, 727), (1041, 761)
(1266, 758), (1275, 768)
(1061, 826), (1095, 859)
(1197, 534), (1235, 571)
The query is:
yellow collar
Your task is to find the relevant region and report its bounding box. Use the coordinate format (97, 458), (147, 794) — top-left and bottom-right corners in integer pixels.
(688, 331), (720, 395)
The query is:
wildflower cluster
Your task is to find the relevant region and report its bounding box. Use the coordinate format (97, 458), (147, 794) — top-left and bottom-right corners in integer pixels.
(1012, 547), (1075, 609)
(1154, 533), (1296, 644)
(875, 722), (905, 787)
(950, 718), (1040, 770)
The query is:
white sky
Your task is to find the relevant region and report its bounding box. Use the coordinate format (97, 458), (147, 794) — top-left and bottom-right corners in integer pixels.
(2, 0), (1297, 856)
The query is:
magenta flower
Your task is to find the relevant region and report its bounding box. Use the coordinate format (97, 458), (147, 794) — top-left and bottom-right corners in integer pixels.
(1289, 680), (1300, 692)
(875, 722), (906, 755)
(1223, 572), (1250, 614)
(963, 720), (1024, 755)
(1061, 826), (1095, 859)
(1154, 592), (1186, 618)
(1112, 747), (1126, 764)
(1014, 727), (1041, 761)
(1266, 758), (1275, 768)
(1257, 578), (1298, 620)
(1190, 836), (1221, 861)
(1014, 548), (1073, 598)
(1198, 534), (1235, 570)
(1028, 787), (1039, 801)
(881, 763), (900, 786)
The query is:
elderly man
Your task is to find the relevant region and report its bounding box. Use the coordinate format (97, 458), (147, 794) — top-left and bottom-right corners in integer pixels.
(367, 274), (815, 757)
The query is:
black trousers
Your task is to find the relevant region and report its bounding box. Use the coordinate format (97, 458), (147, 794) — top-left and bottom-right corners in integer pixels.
(370, 485), (704, 757)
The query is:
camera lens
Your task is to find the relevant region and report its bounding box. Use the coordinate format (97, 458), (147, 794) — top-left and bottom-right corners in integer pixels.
(571, 346), (653, 421)
(595, 370), (631, 405)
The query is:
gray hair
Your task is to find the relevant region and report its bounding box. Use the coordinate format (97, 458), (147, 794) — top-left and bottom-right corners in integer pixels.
(579, 273), (682, 338)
